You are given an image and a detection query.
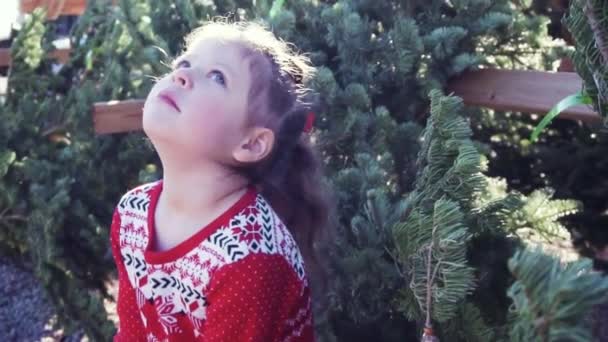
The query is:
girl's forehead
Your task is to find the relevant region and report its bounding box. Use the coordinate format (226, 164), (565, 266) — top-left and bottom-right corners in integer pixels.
(188, 36), (244, 57)
(184, 37), (250, 68)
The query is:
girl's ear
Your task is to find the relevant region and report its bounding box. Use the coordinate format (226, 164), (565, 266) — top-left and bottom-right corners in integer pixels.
(232, 127), (275, 164)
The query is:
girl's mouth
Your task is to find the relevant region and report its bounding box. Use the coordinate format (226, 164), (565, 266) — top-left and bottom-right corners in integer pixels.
(157, 92), (181, 112)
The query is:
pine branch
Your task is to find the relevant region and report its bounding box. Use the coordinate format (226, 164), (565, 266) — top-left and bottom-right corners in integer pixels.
(565, 0), (608, 118)
(442, 303), (499, 342)
(583, 0), (608, 65)
(508, 248), (608, 341)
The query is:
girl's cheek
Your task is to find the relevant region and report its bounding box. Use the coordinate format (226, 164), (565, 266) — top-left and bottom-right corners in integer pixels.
(198, 99), (229, 124)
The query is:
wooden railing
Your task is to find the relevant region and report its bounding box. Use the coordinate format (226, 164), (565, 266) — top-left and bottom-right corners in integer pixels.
(447, 69), (598, 123)
(0, 46), (71, 67)
(92, 69), (601, 135)
(20, 0), (87, 19)
(93, 99), (145, 135)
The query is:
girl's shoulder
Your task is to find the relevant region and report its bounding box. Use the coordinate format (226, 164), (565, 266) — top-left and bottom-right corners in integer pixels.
(207, 192), (308, 281)
(123, 179), (162, 199)
(115, 179), (162, 214)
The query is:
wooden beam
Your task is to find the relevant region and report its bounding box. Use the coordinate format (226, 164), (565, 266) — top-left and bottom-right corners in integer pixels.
(447, 69), (601, 124)
(92, 69), (603, 135)
(20, 0), (87, 19)
(0, 49), (10, 67)
(93, 99), (144, 135)
(0, 47), (71, 67)
(49, 47), (71, 63)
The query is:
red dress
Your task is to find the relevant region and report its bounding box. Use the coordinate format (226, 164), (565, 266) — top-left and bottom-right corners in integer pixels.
(110, 179), (315, 342)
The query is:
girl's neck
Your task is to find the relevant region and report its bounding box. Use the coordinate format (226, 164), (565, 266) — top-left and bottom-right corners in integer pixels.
(158, 158), (249, 219)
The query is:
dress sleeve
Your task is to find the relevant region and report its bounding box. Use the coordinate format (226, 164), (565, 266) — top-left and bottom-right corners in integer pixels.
(110, 207), (147, 342)
(198, 253), (315, 342)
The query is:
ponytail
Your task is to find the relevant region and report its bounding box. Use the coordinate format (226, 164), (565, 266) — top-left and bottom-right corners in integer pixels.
(244, 108), (335, 300)
(183, 20), (337, 307)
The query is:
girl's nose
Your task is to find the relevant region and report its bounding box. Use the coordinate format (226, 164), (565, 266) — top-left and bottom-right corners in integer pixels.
(172, 69), (192, 89)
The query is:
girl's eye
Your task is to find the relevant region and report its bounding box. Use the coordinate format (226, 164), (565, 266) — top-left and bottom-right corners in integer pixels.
(175, 60), (190, 69)
(208, 70), (226, 86)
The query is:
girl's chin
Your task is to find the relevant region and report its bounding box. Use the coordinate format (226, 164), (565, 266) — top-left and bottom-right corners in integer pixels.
(144, 101), (179, 115)
(143, 104), (179, 122)
(143, 113), (177, 140)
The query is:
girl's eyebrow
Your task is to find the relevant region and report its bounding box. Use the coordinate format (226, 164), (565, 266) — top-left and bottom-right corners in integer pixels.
(171, 55), (187, 68)
(171, 54), (236, 80)
(214, 61), (236, 79)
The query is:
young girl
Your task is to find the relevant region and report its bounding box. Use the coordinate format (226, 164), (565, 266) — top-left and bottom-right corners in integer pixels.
(109, 20), (333, 342)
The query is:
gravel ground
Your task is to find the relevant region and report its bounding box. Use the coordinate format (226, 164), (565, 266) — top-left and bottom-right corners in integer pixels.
(0, 255), (118, 342)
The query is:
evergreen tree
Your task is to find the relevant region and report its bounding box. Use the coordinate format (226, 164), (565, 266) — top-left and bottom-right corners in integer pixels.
(468, 0), (608, 273)
(1, 3), (162, 339)
(1, 0), (603, 340)
(263, 1), (586, 340)
(389, 90), (586, 341)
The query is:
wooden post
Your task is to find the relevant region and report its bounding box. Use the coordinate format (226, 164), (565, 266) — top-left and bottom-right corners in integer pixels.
(447, 69), (600, 124)
(0, 49), (11, 68)
(91, 69), (602, 135)
(93, 99), (145, 135)
(0, 47), (71, 67)
(20, 0), (87, 19)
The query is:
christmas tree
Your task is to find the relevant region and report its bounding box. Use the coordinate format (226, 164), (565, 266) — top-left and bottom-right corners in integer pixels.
(391, 90), (607, 341)
(2, 0), (606, 340)
(1, 4), (160, 339)
(467, 0), (608, 274)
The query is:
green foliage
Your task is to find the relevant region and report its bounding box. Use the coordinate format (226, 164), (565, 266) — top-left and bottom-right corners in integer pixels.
(469, 0), (608, 274)
(393, 92), (478, 325)
(468, 1), (608, 339)
(409, 92), (486, 214)
(441, 303), (498, 342)
(508, 248), (608, 341)
(391, 91), (587, 341)
(393, 197), (475, 323)
(260, 5), (574, 338)
(504, 188), (581, 244)
(473, 101), (608, 269)
(530, 91), (594, 142)
(1, 2), (161, 339)
(1, 0), (600, 341)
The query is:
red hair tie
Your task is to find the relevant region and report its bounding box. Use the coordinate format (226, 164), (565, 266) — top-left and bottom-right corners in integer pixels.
(303, 111), (315, 134)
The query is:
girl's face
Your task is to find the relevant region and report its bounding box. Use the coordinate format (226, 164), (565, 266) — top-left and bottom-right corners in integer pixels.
(142, 37), (253, 165)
